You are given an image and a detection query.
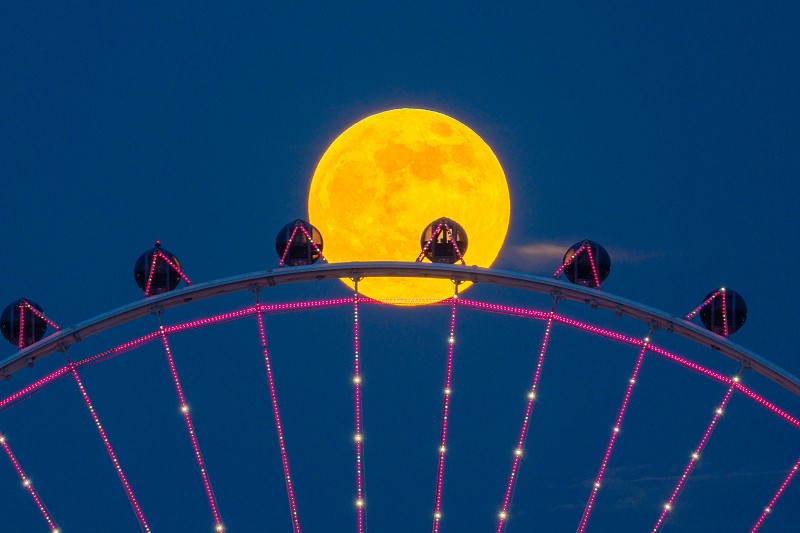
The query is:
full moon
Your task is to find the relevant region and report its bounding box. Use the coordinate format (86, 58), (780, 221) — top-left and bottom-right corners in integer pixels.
(308, 108), (510, 302)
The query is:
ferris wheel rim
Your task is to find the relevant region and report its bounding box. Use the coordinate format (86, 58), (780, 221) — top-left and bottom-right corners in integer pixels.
(2, 260), (797, 397)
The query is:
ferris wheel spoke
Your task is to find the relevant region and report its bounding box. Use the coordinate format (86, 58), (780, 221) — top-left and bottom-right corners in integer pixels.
(0, 430), (60, 532)
(353, 286), (366, 532)
(255, 304), (302, 533)
(0, 300), (356, 415)
(68, 360), (151, 533)
(431, 291), (459, 533)
(0, 276), (799, 531)
(576, 336), (652, 533)
(651, 380), (738, 532)
(750, 453), (800, 532)
(496, 298), (559, 533)
(157, 325), (225, 532)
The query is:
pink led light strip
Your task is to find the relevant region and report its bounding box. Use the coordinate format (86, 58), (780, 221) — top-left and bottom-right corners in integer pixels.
(256, 305), (301, 533)
(432, 295), (458, 532)
(553, 245), (587, 278)
(734, 383), (800, 430)
(496, 309), (556, 532)
(353, 290), (365, 532)
(0, 300), (354, 413)
(463, 301), (737, 389)
(586, 244), (601, 288)
(157, 252), (191, 285)
(158, 326), (224, 531)
(0, 432), (59, 532)
(297, 224), (327, 263)
(357, 297), (452, 307)
(577, 339), (651, 533)
(750, 453), (800, 532)
(69, 361), (151, 532)
(721, 290), (729, 337)
(2, 296), (800, 530)
(0, 367), (70, 412)
(278, 225), (300, 267)
(0, 301), (793, 429)
(458, 300), (640, 346)
(22, 302), (60, 330)
(458, 300), (554, 320)
(443, 224), (466, 265)
(76, 332), (162, 368)
(684, 291), (721, 321)
(645, 345), (732, 388)
(18, 304), (24, 350)
(651, 382), (737, 532)
(77, 300), (351, 369)
(143, 253), (158, 297)
(416, 222), (444, 262)
(2, 298), (800, 447)
(458, 300), (733, 386)
(554, 316), (642, 347)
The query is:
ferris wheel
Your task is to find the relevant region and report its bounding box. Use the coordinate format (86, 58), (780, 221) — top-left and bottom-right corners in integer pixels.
(0, 220), (798, 533)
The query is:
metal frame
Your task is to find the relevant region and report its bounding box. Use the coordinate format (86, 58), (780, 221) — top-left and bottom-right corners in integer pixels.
(2, 261), (798, 397)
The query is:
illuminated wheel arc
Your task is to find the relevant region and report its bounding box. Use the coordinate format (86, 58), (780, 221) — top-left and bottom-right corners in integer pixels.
(2, 261), (798, 397)
(1, 262), (799, 533)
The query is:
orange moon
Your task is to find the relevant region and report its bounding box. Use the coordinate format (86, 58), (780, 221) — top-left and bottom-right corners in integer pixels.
(308, 108), (510, 303)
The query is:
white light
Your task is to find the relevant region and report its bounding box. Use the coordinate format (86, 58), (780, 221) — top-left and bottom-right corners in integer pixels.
(716, 408), (723, 415)
(528, 391), (536, 399)
(435, 512), (441, 519)
(614, 427), (619, 433)
(765, 507), (771, 513)
(355, 434), (362, 442)
(440, 446), (446, 453)
(357, 499), (364, 507)
(733, 376), (740, 382)
(0, 437), (4, 443)
(630, 379), (636, 384)
(354, 377), (361, 384)
(665, 504), (671, 510)
(499, 512), (506, 519)
(515, 449), (522, 456)
(448, 337), (454, 344)
(445, 388), (451, 395)
(23, 479), (30, 486)
(692, 453), (699, 459)
(595, 482), (600, 488)
(720, 287), (726, 292)
(644, 337), (650, 342)
(181, 405), (189, 413)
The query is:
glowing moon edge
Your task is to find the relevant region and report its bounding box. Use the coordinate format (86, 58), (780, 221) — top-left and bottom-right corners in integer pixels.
(308, 108), (510, 304)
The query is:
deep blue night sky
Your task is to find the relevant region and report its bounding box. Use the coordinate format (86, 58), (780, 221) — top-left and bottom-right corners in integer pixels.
(1, 3), (800, 532)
